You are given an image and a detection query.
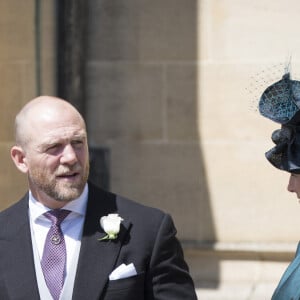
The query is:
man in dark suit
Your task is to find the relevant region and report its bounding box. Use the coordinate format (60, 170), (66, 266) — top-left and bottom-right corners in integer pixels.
(0, 96), (197, 299)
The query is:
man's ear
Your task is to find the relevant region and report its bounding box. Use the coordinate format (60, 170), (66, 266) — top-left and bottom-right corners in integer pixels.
(10, 145), (29, 174)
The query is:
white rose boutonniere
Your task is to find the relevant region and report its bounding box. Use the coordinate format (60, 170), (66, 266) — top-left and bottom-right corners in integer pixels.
(99, 214), (124, 241)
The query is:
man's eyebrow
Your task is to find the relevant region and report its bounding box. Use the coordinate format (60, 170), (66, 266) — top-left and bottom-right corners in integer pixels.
(39, 134), (86, 148)
(37, 141), (60, 151)
(72, 133), (87, 139)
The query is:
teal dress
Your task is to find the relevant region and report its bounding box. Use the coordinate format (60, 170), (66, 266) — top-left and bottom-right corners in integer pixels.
(272, 243), (300, 300)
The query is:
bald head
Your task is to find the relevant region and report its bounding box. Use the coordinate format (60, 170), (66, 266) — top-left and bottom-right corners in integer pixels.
(11, 95), (90, 207)
(15, 96), (86, 148)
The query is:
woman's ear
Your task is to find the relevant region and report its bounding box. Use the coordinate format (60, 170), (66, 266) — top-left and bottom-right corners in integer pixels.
(10, 145), (29, 174)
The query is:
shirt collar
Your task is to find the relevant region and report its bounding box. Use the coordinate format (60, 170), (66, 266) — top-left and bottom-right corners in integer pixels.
(29, 183), (89, 223)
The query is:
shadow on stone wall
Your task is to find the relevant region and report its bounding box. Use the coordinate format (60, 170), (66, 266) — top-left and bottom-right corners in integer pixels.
(83, 0), (219, 288)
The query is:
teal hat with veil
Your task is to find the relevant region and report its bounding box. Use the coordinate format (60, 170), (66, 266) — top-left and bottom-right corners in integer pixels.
(259, 71), (300, 173)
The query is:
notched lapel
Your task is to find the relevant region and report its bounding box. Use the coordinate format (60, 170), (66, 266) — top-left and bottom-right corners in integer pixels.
(72, 186), (132, 300)
(72, 219), (132, 300)
(0, 196), (40, 299)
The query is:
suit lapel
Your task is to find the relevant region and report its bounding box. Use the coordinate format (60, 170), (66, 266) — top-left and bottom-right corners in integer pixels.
(72, 185), (132, 300)
(1, 195), (40, 299)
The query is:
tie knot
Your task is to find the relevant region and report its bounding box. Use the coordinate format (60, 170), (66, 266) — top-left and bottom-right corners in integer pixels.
(44, 209), (71, 226)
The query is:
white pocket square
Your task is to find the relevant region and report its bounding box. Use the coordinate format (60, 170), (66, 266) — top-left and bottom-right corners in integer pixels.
(109, 263), (137, 280)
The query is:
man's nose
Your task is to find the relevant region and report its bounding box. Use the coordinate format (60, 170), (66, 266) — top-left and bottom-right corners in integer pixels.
(60, 144), (78, 165)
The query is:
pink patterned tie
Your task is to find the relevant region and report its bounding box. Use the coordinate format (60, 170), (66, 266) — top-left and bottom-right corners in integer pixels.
(41, 209), (70, 300)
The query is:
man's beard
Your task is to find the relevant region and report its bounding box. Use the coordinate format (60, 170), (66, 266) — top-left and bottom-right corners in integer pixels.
(29, 162), (90, 203)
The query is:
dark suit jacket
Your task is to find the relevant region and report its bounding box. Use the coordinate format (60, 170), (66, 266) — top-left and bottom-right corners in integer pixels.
(0, 183), (197, 300)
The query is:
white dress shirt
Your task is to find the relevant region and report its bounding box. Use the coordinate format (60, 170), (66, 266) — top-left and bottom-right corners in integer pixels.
(28, 184), (89, 299)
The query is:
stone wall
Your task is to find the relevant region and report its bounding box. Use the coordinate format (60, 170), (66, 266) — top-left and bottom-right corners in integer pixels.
(0, 0), (36, 207)
(84, 0), (300, 245)
(84, 0), (300, 289)
(0, 1), (56, 208)
(85, 0), (215, 243)
(198, 0), (300, 244)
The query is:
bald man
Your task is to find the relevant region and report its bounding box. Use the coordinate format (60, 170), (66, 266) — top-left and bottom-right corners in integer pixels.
(0, 96), (197, 300)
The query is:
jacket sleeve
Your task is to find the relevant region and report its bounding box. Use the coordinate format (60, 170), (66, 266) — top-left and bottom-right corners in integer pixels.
(146, 214), (197, 300)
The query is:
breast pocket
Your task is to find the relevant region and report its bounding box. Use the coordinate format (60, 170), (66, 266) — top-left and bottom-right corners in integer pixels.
(102, 272), (145, 300)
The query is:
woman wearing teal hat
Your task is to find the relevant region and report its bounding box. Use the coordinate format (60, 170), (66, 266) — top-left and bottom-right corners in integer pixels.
(259, 71), (300, 299)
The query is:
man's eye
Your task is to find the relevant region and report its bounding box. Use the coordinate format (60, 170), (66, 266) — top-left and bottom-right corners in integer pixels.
(46, 144), (60, 152)
(72, 140), (84, 148)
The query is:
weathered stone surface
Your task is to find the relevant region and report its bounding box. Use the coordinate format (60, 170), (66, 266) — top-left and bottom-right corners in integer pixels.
(0, 0), (35, 61)
(86, 63), (164, 142)
(108, 142), (214, 241)
(0, 143), (27, 210)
